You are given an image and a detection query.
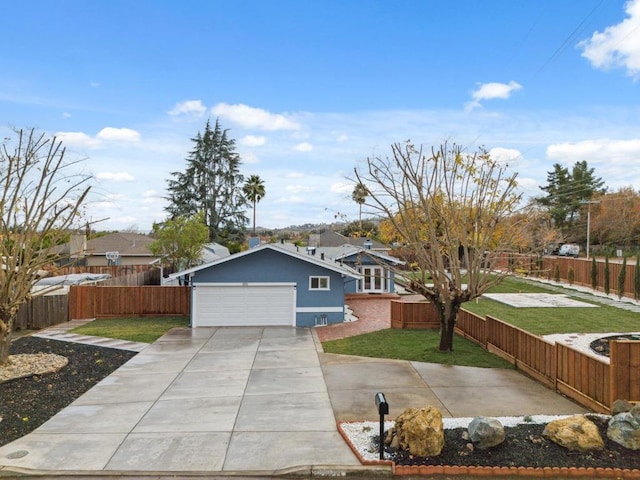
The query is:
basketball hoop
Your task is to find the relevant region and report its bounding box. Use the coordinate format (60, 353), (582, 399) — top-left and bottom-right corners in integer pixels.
(105, 251), (120, 263)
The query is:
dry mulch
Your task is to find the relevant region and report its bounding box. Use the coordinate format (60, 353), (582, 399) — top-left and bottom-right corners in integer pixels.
(0, 336), (136, 447)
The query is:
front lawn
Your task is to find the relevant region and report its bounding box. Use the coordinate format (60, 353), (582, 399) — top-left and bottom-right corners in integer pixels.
(462, 277), (640, 335)
(322, 329), (514, 368)
(71, 316), (189, 343)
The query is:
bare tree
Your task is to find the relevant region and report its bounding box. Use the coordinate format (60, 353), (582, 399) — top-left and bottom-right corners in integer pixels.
(355, 141), (529, 352)
(0, 129), (91, 363)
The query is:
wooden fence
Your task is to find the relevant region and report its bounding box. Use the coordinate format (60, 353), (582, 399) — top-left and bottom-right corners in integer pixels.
(14, 295), (69, 331)
(454, 308), (640, 413)
(494, 254), (639, 299)
(390, 300), (439, 329)
(68, 286), (190, 319)
(46, 265), (162, 286)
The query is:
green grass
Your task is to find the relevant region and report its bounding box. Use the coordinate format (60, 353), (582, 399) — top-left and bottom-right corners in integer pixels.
(71, 316), (189, 343)
(462, 277), (640, 335)
(322, 329), (514, 369)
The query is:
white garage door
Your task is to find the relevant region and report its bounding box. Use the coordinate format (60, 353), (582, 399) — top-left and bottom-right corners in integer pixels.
(192, 283), (296, 327)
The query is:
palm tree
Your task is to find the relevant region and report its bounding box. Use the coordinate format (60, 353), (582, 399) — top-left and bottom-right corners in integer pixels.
(243, 174), (266, 235)
(352, 182), (368, 234)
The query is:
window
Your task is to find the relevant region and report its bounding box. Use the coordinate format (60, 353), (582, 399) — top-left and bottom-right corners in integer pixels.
(309, 276), (330, 290)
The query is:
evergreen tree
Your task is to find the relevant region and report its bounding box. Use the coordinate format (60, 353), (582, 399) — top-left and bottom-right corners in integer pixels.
(536, 161), (605, 240)
(591, 256), (598, 290)
(165, 119), (247, 244)
(618, 256), (627, 299)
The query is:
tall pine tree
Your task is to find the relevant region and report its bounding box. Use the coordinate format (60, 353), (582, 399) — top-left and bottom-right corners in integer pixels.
(166, 119), (247, 244)
(536, 160), (605, 241)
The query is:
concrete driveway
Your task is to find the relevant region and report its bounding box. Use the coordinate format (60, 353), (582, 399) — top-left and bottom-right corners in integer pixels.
(0, 325), (586, 476)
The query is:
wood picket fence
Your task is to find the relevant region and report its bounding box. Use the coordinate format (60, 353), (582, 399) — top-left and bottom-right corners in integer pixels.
(454, 308), (639, 413)
(68, 286), (190, 319)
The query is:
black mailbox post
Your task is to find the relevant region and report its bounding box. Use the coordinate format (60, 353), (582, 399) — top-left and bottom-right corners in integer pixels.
(375, 392), (389, 460)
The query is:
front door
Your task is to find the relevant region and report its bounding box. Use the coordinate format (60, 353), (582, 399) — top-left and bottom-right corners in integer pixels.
(358, 266), (386, 293)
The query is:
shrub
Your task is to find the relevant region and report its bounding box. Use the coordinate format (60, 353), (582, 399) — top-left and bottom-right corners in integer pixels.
(604, 256), (610, 295)
(618, 256), (627, 299)
(568, 267), (575, 286)
(590, 257), (598, 290)
(554, 264), (560, 283)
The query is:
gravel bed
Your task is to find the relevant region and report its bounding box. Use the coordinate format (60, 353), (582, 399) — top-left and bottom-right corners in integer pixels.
(0, 336), (136, 447)
(341, 415), (640, 470)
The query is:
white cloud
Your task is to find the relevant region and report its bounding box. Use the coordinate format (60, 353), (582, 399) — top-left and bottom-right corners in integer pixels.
(241, 151), (260, 164)
(142, 189), (161, 204)
(466, 81), (523, 110)
(546, 138), (640, 163)
(241, 135), (267, 146)
(212, 103), (300, 130)
(168, 99), (207, 118)
(97, 127), (141, 142)
(55, 131), (101, 148)
(62, 112), (71, 119)
(96, 172), (135, 182)
(546, 138), (640, 189)
(286, 172), (305, 178)
(489, 147), (523, 164)
(336, 134), (349, 142)
(90, 81), (101, 88)
(330, 182), (354, 194)
(578, 0), (640, 79)
(293, 142), (313, 152)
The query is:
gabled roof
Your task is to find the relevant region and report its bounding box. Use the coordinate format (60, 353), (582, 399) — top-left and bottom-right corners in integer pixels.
(169, 243), (361, 279)
(332, 245), (405, 265)
(310, 230), (389, 250)
(85, 233), (154, 256)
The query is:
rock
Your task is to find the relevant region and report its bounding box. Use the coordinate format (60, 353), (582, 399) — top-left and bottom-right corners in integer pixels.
(608, 412), (640, 450)
(542, 415), (604, 452)
(612, 399), (635, 415)
(468, 416), (505, 449)
(385, 406), (444, 457)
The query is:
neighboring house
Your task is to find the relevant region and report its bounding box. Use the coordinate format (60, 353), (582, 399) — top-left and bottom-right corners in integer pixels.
(331, 245), (404, 294)
(308, 230), (391, 253)
(169, 243), (360, 328)
(53, 233), (158, 266)
(285, 234), (403, 294)
(161, 242), (231, 285)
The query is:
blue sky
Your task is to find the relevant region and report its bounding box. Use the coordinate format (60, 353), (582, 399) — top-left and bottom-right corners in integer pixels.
(2, 0), (639, 232)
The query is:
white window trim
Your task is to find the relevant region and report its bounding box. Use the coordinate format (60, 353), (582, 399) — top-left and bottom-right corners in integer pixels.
(309, 276), (330, 290)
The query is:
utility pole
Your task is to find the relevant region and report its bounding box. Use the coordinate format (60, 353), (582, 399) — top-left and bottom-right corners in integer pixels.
(581, 200), (600, 260)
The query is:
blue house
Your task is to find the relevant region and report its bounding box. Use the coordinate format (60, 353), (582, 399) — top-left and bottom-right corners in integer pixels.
(170, 243), (360, 328)
(332, 246), (404, 294)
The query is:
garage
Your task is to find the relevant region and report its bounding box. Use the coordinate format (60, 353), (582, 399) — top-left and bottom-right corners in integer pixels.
(192, 283), (296, 327)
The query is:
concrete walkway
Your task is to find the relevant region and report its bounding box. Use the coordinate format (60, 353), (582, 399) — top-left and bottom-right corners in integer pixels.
(0, 325), (587, 476)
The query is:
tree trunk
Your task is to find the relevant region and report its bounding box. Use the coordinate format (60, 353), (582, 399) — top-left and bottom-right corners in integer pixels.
(437, 298), (461, 352)
(0, 318), (12, 365)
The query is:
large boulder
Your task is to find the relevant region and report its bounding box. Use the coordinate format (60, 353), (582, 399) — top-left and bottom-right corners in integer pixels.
(543, 415), (604, 452)
(611, 399), (635, 415)
(468, 416), (505, 449)
(608, 406), (640, 450)
(385, 406), (444, 457)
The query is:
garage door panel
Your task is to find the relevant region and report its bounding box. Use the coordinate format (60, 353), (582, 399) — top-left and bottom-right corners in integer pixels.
(194, 284), (295, 327)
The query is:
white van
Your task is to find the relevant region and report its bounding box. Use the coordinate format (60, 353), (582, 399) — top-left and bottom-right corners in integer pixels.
(558, 244), (580, 257)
